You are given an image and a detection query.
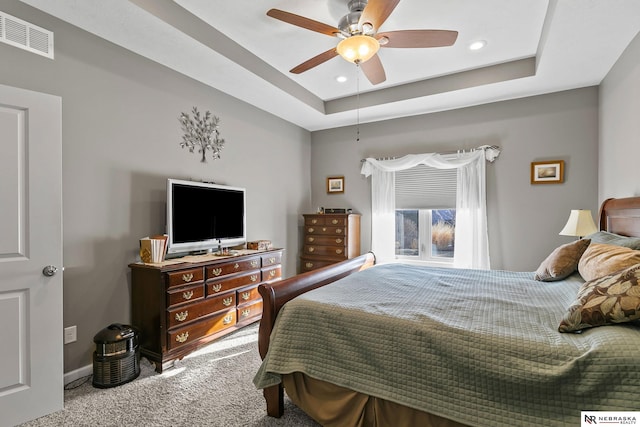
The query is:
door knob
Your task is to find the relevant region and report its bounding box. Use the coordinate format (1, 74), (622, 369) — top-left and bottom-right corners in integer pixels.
(42, 265), (58, 277)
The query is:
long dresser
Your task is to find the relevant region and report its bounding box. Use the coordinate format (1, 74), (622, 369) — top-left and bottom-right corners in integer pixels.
(300, 213), (360, 272)
(129, 248), (283, 372)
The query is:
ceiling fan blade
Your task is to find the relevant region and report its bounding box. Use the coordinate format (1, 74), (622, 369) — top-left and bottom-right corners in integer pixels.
(360, 54), (386, 85)
(290, 48), (339, 74)
(378, 30), (458, 48)
(267, 9), (340, 37)
(359, 0), (401, 32)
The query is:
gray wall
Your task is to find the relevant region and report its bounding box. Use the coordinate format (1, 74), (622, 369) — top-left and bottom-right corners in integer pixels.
(310, 88), (600, 271)
(0, 1), (311, 373)
(600, 31), (640, 200)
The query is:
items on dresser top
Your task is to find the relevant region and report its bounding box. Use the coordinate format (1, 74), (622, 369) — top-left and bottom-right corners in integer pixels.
(129, 248), (283, 372)
(300, 213), (360, 273)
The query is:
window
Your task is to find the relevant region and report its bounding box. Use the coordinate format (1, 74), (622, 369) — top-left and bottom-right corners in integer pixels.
(395, 209), (456, 262)
(394, 165), (456, 264)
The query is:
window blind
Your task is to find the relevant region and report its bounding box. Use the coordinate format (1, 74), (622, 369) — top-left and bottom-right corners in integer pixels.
(395, 164), (456, 209)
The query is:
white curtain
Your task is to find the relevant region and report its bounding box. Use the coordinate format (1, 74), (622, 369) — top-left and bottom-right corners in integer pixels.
(361, 149), (495, 269)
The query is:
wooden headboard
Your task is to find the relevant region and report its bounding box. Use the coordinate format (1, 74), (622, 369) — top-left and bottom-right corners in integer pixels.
(599, 197), (640, 238)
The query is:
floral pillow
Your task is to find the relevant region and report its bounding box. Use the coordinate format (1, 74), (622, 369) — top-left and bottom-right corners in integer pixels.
(578, 243), (640, 281)
(534, 239), (591, 282)
(559, 264), (640, 333)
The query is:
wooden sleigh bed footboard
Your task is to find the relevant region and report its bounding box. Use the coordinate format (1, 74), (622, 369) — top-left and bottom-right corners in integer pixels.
(257, 252), (376, 417)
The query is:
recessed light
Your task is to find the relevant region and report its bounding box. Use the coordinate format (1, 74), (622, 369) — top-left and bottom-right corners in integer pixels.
(469, 40), (487, 51)
(336, 75), (348, 83)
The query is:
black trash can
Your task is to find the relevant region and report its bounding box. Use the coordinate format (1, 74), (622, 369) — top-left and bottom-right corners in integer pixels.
(92, 323), (140, 388)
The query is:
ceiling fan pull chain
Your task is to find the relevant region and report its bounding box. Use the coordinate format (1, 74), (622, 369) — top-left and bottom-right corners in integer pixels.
(356, 62), (361, 143)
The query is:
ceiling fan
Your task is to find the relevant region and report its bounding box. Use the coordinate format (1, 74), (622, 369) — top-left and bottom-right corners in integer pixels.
(266, 0), (458, 85)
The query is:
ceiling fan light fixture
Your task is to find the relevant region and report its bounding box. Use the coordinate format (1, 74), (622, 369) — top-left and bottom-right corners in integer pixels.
(337, 35), (380, 64)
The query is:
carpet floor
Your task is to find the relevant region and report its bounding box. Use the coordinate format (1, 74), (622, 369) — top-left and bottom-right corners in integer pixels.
(20, 323), (319, 427)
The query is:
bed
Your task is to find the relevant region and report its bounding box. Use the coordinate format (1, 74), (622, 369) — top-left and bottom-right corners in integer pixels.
(254, 196), (640, 426)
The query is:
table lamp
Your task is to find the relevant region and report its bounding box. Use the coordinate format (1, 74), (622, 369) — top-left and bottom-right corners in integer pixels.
(559, 209), (598, 239)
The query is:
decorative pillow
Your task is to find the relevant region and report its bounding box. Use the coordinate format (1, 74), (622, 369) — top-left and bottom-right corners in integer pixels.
(558, 264), (640, 333)
(584, 231), (640, 250)
(578, 243), (640, 281)
(534, 239), (591, 282)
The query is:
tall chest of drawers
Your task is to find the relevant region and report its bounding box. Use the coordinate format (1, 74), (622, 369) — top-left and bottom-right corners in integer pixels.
(129, 249), (283, 372)
(300, 213), (361, 272)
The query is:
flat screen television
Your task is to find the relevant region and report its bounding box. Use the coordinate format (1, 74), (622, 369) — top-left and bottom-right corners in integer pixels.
(166, 179), (246, 256)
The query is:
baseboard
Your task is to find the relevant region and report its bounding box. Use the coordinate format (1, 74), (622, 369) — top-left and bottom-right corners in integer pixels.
(64, 364), (92, 385)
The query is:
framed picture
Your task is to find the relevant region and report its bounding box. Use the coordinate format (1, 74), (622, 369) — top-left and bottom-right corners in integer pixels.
(327, 176), (345, 194)
(531, 160), (564, 184)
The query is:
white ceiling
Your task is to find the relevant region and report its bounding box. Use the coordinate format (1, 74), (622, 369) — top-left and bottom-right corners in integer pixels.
(19, 0), (640, 131)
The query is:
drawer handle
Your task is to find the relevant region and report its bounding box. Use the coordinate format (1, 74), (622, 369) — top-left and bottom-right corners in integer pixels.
(322, 227), (327, 232)
(223, 297), (233, 306)
(336, 249), (343, 255)
(331, 219), (339, 225)
(182, 290), (194, 300)
(250, 274), (258, 282)
(336, 228), (343, 234)
(311, 219), (318, 224)
(234, 263), (240, 269)
(268, 257), (276, 263)
(211, 268), (223, 277)
(211, 284), (222, 293)
(223, 314), (233, 325)
(308, 247), (315, 253)
(175, 311), (188, 322)
(308, 227), (314, 233)
(306, 262), (313, 268)
(308, 237), (315, 243)
(176, 332), (189, 343)
(251, 260), (259, 268)
(335, 238), (343, 244)
(241, 291), (251, 300)
(241, 308), (251, 318)
(269, 270), (276, 278)
(182, 273), (194, 282)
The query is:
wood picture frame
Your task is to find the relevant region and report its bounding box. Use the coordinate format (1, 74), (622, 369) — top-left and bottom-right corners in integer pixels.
(531, 160), (564, 184)
(327, 176), (345, 194)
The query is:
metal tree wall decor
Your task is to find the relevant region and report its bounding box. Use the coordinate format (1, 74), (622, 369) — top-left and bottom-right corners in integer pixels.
(178, 107), (225, 162)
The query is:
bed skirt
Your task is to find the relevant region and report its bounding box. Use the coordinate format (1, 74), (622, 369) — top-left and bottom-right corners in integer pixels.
(283, 372), (468, 427)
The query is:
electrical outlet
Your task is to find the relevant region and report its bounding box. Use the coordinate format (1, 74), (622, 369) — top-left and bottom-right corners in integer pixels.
(64, 325), (77, 344)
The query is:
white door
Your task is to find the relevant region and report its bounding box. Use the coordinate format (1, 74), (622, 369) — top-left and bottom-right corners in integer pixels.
(0, 84), (63, 426)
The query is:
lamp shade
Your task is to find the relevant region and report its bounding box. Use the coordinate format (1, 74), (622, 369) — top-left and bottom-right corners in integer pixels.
(336, 35), (380, 64)
(559, 209), (598, 238)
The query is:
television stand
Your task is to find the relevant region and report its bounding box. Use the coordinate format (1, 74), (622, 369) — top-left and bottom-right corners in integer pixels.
(129, 248), (284, 372)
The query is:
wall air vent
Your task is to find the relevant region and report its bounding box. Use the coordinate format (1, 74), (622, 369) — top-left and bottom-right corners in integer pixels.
(0, 11), (53, 59)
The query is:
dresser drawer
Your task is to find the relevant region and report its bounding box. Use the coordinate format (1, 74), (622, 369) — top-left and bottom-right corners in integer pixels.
(303, 245), (348, 258)
(305, 225), (346, 236)
(166, 267), (204, 289)
(262, 265), (282, 283)
(261, 252), (282, 267)
(206, 257), (261, 279)
(207, 270), (261, 296)
(167, 292), (236, 329)
(305, 215), (346, 226)
(237, 284), (260, 305)
(237, 300), (263, 325)
(167, 309), (236, 351)
(166, 283), (205, 308)
(304, 235), (346, 246)
(304, 216), (325, 226)
(300, 258), (336, 272)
